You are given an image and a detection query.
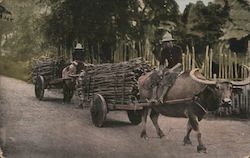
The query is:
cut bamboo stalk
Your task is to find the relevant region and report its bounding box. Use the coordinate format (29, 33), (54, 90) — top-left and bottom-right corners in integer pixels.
(234, 52), (238, 79)
(213, 73), (217, 79)
(182, 53), (186, 71)
(219, 46), (223, 79)
(222, 52), (225, 79)
(188, 52), (192, 70)
(209, 49), (213, 79)
(205, 46), (209, 78)
(225, 53), (228, 79)
(192, 46), (196, 69)
(185, 46), (189, 71)
(228, 51), (231, 79)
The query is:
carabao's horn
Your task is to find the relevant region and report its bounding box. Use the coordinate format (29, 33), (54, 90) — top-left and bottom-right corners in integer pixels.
(190, 68), (216, 85)
(231, 65), (250, 86)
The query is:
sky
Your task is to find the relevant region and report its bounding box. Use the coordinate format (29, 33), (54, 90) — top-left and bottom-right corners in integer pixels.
(175, 0), (214, 12)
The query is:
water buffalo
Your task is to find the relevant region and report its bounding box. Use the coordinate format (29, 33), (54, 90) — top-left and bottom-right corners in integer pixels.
(138, 65), (250, 153)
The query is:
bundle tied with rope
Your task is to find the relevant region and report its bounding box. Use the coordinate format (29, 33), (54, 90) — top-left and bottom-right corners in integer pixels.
(77, 58), (152, 105)
(31, 57), (66, 83)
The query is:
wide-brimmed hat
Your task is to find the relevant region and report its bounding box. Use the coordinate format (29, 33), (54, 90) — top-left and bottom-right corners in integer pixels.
(75, 43), (83, 49)
(72, 61), (78, 66)
(162, 32), (175, 42)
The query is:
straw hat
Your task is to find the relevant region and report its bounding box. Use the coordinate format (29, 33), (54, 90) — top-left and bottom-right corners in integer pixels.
(72, 61), (78, 66)
(162, 32), (175, 42)
(75, 43), (83, 49)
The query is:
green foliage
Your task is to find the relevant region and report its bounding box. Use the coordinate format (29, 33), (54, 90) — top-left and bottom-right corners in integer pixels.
(39, 0), (180, 62)
(40, 0), (138, 48)
(0, 56), (30, 81)
(180, 1), (229, 53)
(220, 0), (250, 40)
(1, 0), (46, 61)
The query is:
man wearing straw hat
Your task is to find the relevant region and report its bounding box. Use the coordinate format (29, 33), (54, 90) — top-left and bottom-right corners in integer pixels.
(72, 43), (84, 61)
(72, 43), (88, 73)
(158, 32), (182, 69)
(62, 43), (85, 104)
(150, 32), (183, 103)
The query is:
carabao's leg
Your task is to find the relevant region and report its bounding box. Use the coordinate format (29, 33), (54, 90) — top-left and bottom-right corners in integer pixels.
(183, 119), (192, 145)
(0, 126), (6, 158)
(140, 107), (149, 139)
(150, 109), (165, 138)
(188, 114), (207, 153)
(158, 86), (170, 103)
(150, 86), (158, 103)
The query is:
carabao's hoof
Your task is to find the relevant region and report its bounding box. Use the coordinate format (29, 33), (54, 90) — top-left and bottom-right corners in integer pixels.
(140, 131), (148, 139)
(150, 99), (158, 104)
(158, 131), (165, 138)
(158, 98), (164, 104)
(0, 147), (4, 158)
(197, 145), (207, 153)
(183, 136), (192, 145)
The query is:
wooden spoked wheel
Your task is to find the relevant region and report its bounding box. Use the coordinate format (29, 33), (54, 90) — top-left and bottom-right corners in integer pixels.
(35, 75), (45, 100)
(90, 94), (108, 127)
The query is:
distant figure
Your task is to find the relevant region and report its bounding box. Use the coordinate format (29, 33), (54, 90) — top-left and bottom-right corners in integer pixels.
(72, 43), (85, 62)
(62, 61), (78, 79)
(62, 43), (86, 105)
(72, 43), (86, 73)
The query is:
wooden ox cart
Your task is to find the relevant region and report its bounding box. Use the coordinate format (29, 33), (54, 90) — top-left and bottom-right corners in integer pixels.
(77, 58), (196, 127)
(32, 57), (74, 102)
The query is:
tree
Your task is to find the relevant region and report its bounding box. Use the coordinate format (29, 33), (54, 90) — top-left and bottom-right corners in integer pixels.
(39, 0), (181, 63)
(220, 0), (250, 40)
(181, 1), (229, 54)
(0, 0), (50, 61)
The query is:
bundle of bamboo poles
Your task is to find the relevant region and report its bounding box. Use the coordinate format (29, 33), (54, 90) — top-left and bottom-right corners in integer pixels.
(32, 57), (66, 83)
(77, 57), (152, 105)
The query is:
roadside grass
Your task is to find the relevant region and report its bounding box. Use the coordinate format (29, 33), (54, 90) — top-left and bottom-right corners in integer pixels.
(0, 56), (31, 82)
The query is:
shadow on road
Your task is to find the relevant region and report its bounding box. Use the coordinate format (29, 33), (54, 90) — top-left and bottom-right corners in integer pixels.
(104, 119), (133, 128)
(29, 96), (72, 105)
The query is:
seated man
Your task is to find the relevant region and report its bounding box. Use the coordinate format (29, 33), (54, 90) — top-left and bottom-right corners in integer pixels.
(155, 32), (182, 103)
(62, 61), (78, 79)
(156, 63), (182, 103)
(138, 63), (182, 104)
(140, 32), (183, 104)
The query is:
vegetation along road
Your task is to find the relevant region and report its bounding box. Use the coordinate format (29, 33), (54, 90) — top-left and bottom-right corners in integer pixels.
(0, 75), (249, 158)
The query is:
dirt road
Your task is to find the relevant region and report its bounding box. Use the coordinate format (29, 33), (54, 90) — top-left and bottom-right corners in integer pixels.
(0, 75), (249, 158)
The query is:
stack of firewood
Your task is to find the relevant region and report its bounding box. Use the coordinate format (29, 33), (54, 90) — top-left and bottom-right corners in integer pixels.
(77, 58), (152, 105)
(32, 57), (66, 83)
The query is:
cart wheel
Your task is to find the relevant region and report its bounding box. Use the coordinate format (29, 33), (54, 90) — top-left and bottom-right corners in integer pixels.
(35, 75), (45, 100)
(63, 86), (74, 102)
(127, 110), (142, 125)
(90, 94), (107, 127)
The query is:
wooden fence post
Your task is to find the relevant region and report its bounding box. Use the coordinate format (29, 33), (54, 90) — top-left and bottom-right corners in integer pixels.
(192, 46), (195, 69)
(209, 49), (213, 79)
(182, 53), (186, 71)
(204, 46), (209, 77)
(218, 46), (222, 79)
